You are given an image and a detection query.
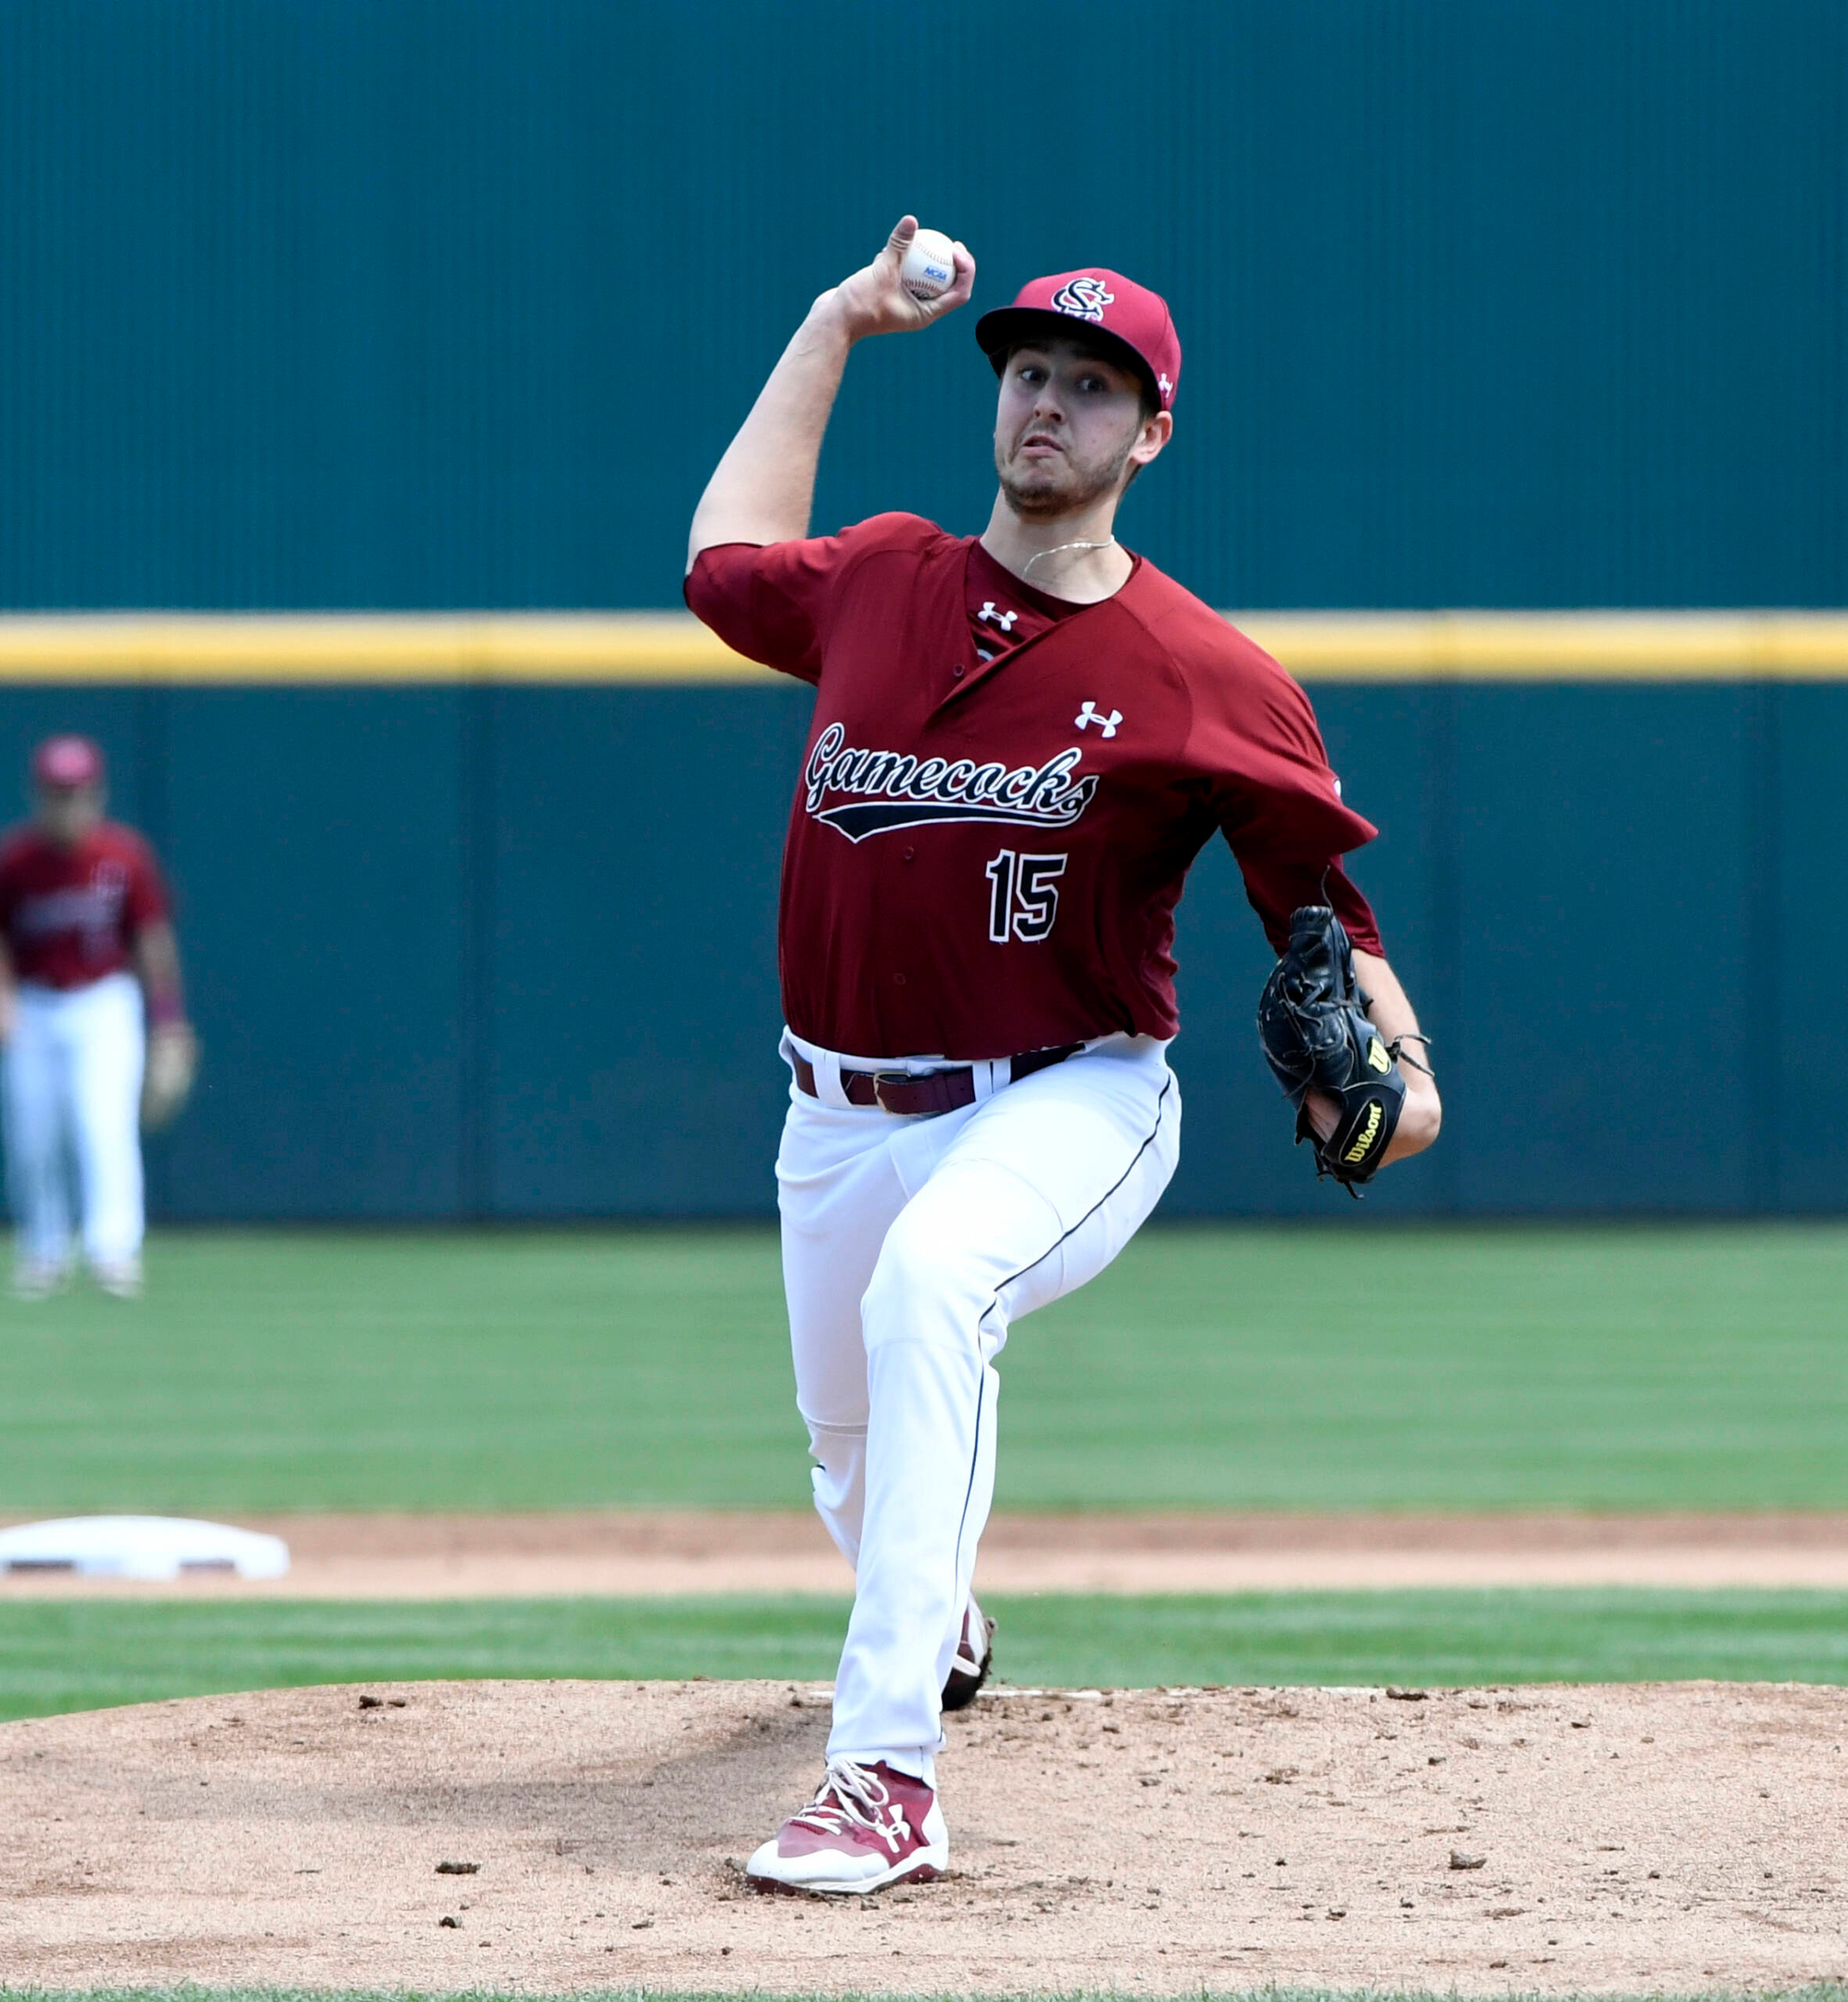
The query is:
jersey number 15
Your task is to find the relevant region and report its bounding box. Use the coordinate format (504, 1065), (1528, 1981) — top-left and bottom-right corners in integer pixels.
(985, 850), (1068, 944)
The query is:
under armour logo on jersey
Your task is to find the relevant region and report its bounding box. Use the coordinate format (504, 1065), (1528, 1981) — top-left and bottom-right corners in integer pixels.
(1074, 701), (1122, 738)
(1051, 276), (1115, 323)
(977, 601), (1018, 631)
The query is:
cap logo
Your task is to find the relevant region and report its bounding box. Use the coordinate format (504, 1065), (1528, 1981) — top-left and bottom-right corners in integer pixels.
(1051, 276), (1115, 323)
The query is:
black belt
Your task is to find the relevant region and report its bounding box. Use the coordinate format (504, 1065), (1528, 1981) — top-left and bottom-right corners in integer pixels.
(791, 1043), (1083, 1117)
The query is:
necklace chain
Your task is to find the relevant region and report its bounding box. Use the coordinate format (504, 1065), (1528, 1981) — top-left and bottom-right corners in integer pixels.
(1019, 536), (1118, 580)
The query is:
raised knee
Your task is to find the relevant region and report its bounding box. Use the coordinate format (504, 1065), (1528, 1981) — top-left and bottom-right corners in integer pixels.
(862, 1210), (988, 1349)
(804, 1417), (867, 1464)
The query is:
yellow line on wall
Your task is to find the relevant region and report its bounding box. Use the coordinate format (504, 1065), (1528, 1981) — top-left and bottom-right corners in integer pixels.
(0, 615), (783, 686)
(0, 610), (1846, 684)
(1243, 612), (1848, 681)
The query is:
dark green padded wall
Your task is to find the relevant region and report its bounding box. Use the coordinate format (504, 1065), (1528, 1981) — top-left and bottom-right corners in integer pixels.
(3, 1), (1842, 1213)
(482, 689), (807, 1215)
(0, 680), (1839, 1220)
(0, 0), (1842, 612)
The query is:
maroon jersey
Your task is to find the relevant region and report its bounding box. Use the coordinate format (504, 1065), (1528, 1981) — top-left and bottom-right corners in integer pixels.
(0, 822), (169, 990)
(687, 513), (1382, 1060)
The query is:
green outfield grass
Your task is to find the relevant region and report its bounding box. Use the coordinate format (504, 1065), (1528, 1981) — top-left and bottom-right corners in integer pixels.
(2, 1589), (1844, 1722)
(0, 1223), (1843, 1514)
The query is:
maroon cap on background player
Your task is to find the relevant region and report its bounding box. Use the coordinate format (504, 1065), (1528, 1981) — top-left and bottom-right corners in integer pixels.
(31, 735), (105, 790)
(975, 270), (1182, 412)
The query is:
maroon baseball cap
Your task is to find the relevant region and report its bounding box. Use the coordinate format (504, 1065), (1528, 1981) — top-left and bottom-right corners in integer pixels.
(976, 269), (1182, 412)
(32, 734), (105, 790)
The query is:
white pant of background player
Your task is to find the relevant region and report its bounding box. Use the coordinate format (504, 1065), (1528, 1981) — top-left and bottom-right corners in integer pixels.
(3, 972), (146, 1277)
(778, 1027), (1181, 1776)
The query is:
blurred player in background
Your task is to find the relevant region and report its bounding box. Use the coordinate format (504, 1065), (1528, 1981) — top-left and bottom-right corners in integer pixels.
(0, 736), (196, 1299)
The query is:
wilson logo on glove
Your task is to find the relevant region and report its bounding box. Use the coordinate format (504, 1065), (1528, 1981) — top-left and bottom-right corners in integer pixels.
(1256, 906), (1407, 1195)
(1343, 1102), (1385, 1163)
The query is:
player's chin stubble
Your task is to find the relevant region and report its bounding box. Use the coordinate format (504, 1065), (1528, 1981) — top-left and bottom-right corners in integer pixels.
(994, 435), (1133, 521)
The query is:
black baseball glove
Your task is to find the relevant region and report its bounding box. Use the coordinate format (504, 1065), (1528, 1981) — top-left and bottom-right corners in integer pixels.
(1257, 905), (1408, 1193)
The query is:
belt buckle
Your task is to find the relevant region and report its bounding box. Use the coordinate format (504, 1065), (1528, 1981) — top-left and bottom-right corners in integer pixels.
(870, 1070), (915, 1113)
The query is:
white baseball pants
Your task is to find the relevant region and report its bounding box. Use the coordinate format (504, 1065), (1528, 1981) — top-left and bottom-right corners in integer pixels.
(3, 974), (146, 1272)
(776, 1028), (1181, 1778)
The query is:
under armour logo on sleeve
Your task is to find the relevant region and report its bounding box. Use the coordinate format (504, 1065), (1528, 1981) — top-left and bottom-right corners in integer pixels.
(1074, 702), (1122, 738)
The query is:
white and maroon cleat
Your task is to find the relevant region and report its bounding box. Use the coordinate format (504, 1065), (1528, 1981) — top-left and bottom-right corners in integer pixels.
(942, 1592), (995, 1711)
(745, 1757), (948, 1895)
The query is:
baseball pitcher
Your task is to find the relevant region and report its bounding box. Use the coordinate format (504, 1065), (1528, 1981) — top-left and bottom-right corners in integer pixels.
(684, 219), (1441, 1894)
(0, 736), (196, 1299)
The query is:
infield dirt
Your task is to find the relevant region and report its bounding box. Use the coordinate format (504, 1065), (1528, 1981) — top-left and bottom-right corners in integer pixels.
(2, 1677), (1843, 1994)
(7, 1510), (1848, 1597)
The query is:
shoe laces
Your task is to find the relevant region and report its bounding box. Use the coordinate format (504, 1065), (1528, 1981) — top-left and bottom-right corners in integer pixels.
(791, 1759), (905, 1854)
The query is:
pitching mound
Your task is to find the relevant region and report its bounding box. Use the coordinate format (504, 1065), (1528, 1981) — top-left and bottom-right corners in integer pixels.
(1, 1679), (1842, 1995)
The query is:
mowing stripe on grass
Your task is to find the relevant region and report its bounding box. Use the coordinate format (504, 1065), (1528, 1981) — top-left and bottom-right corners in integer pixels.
(3, 1224), (1846, 1514)
(2, 1590), (1845, 1722)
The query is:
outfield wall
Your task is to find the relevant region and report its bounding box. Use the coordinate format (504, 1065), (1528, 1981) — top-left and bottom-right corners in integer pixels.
(1, 0), (1843, 615)
(1, 615), (1843, 1221)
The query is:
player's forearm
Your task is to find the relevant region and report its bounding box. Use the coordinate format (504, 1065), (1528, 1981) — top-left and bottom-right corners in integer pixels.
(688, 297), (857, 564)
(1353, 947), (1440, 1163)
(133, 921), (185, 1025)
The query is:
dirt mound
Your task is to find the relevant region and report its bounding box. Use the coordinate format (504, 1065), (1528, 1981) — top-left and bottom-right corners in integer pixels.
(0, 1678), (1842, 1994)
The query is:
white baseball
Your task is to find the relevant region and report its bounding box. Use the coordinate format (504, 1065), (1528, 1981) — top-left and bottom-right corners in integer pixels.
(900, 228), (957, 302)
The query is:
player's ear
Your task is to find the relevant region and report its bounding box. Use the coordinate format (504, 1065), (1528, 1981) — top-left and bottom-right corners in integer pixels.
(1130, 409), (1173, 470)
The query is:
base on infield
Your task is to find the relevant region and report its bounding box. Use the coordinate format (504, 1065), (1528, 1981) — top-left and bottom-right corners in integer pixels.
(0, 1677), (1842, 1994)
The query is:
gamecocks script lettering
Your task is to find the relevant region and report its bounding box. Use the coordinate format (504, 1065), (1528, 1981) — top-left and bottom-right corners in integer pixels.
(803, 722), (1100, 843)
